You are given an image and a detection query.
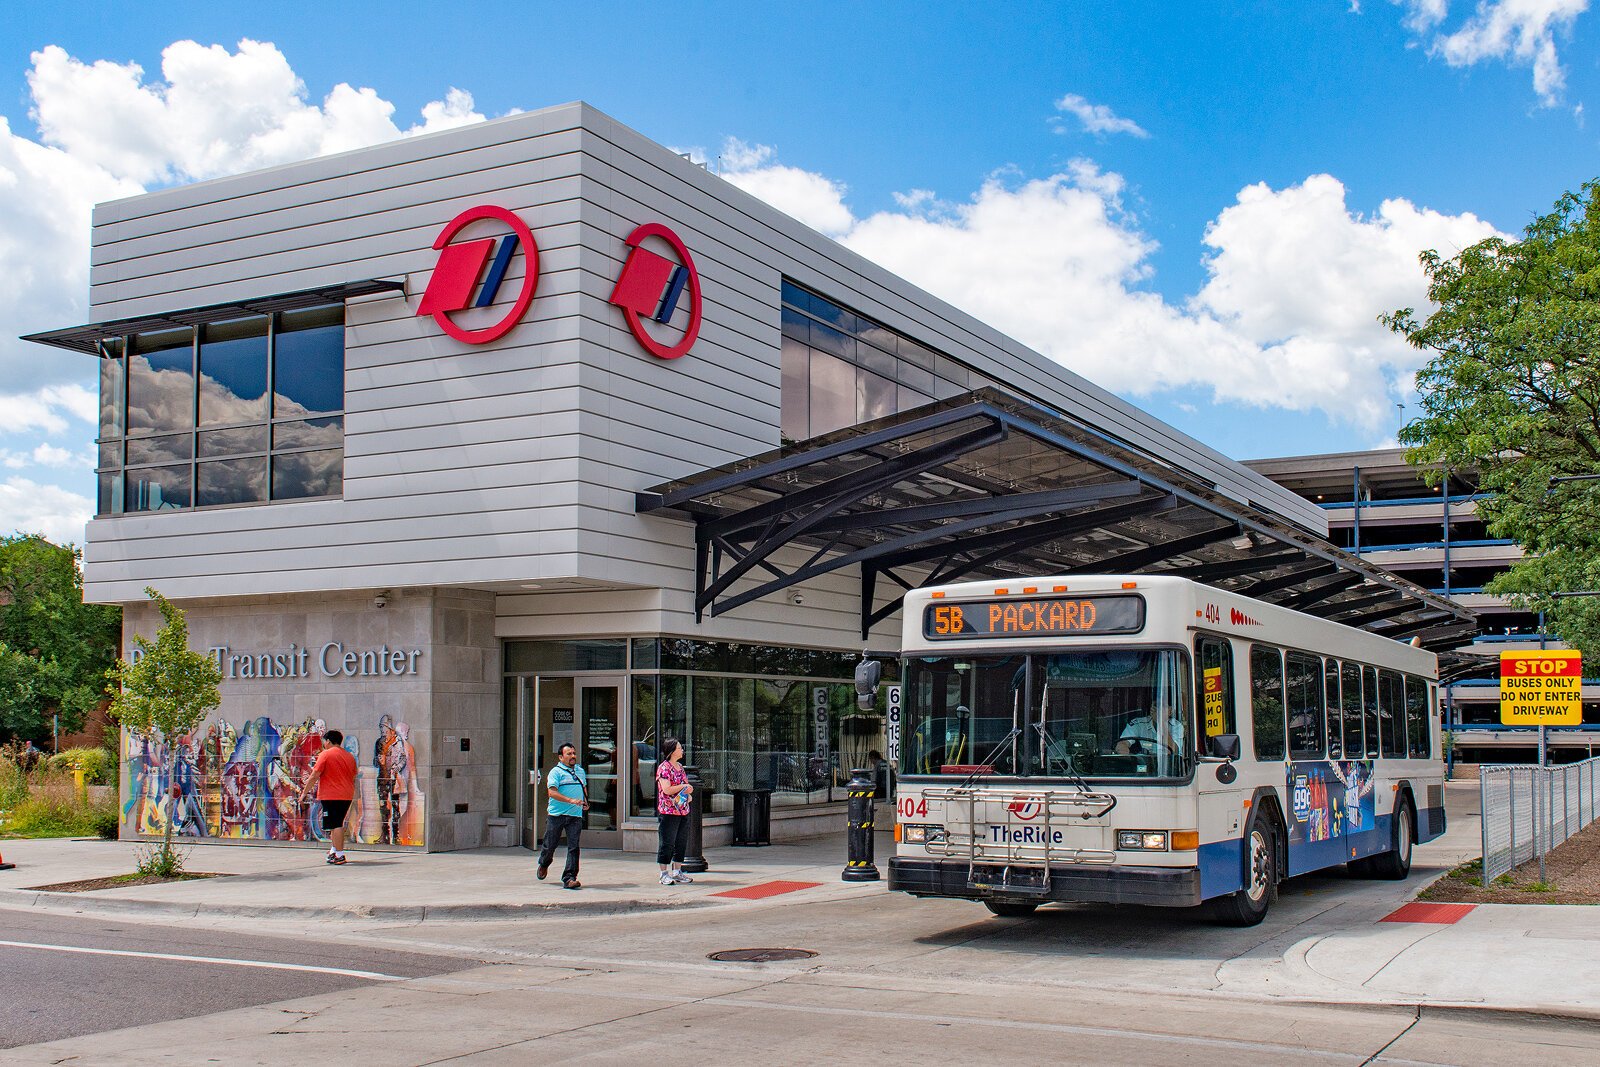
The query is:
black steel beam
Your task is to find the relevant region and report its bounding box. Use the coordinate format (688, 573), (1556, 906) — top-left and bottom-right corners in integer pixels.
(1157, 549), (1306, 583)
(1248, 562), (1339, 599)
(810, 478), (1142, 536)
(1062, 523), (1240, 576)
(1276, 573), (1366, 612)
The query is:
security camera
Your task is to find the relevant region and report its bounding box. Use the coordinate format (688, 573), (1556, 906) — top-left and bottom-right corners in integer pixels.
(373, 593), (388, 610)
(789, 590), (804, 606)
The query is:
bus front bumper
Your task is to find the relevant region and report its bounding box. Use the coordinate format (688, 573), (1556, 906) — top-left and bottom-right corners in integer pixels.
(887, 856), (1202, 908)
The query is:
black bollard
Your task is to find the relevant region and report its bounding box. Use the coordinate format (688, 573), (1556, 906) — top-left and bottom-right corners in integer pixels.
(842, 767), (880, 881)
(681, 764), (709, 873)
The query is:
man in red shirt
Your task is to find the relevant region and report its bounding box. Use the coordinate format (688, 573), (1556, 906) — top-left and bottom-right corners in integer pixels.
(299, 729), (359, 864)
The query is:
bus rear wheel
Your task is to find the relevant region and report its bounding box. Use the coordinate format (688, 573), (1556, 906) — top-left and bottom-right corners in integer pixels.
(1209, 821), (1277, 927)
(984, 900), (1039, 918)
(1367, 798), (1414, 880)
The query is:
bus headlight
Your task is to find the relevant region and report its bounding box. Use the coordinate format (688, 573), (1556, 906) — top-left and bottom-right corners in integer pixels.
(1117, 830), (1168, 851)
(903, 824), (945, 844)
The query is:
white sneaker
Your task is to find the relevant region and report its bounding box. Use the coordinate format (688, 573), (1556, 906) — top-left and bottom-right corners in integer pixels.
(672, 871), (694, 884)
(659, 872), (675, 886)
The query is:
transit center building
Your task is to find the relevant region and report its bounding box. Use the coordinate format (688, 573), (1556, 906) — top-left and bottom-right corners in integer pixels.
(27, 102), (1472, 853)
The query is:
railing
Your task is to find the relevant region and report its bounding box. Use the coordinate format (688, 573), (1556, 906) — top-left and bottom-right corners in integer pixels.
(1480, 757), (1600, 883)
(922, 785), (1117, 896)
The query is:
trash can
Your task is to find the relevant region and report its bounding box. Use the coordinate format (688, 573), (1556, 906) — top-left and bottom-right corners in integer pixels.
(731, 788), (772, 846)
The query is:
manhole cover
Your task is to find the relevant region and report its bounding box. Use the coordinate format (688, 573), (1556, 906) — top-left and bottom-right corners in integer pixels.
(708, 948), (818, 963)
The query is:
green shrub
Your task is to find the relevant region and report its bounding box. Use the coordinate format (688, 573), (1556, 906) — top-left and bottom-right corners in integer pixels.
(135, 841), (186, 878)
(46, 747), (116, 785)
(0, 772), (119, 838)
(0, 755), (26, 812)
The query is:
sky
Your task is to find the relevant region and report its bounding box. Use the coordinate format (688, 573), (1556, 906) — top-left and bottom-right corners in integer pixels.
(1, 1), (1595, 548)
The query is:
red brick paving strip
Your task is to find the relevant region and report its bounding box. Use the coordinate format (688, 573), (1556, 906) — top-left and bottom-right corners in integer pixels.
(1380, 902), (1477, 924)
(711, 880), (822, 900)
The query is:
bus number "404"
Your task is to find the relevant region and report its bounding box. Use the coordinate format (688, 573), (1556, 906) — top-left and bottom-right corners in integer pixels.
(1202, 603), (1222, 624)
(897, 796), (928, 819)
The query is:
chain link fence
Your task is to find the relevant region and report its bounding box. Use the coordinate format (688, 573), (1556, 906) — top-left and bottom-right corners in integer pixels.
(1481, 757), (1600, 883)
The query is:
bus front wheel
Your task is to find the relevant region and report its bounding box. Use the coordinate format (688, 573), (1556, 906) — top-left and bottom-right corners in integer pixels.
(984, 900), (1039, 918)
(1209, 820), (1278, 927)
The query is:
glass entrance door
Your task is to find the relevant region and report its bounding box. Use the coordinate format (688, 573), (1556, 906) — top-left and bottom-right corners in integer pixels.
(520, 676), (623, 850)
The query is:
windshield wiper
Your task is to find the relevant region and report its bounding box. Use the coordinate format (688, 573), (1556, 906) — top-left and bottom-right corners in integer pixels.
(953, 726), (1021, 790)
(1032, 721), (1098, 796)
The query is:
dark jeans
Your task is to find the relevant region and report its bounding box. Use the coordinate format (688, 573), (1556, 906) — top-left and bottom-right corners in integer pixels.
(539, 813), (583, 880)
(657, 812), (690, 865)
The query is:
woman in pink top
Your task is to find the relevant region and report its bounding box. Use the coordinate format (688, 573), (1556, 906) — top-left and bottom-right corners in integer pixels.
(655, 738), (693, 885)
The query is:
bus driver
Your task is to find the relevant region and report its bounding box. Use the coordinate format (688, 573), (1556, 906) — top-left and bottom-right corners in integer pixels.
(1115, 709), (1186, 756)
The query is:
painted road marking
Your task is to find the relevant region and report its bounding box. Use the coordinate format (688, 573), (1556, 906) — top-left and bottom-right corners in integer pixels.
(1379, 902), (1477, 924)
(0, 939), (408, 981)
(712, 880), (822, 900)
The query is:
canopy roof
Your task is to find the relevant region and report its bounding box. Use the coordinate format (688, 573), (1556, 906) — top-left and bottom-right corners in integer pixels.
(639, 388), (1476, 649)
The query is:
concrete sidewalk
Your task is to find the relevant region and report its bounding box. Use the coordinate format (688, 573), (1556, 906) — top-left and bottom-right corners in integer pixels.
(0, 832), (873, 921)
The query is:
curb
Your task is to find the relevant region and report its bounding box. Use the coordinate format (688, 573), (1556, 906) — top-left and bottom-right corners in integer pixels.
(0, 887), (713, 923)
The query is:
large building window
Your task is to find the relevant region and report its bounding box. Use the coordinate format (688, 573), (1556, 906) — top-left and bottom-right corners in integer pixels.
(780, 281), (992, 443)
(95, 305), (344, 516)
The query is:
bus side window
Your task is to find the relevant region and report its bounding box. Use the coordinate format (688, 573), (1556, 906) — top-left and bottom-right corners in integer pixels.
(1286, 650), (1324, 760)
(1324, 659), (1343, 759)
(1405, 676), (1431, 759)
(1362, 666), (1380, 759)
(1249, 645), (1286, 762)
(1379, 669), (1405, 758)
(1196, 636), (1236, 752)
(1340, 662), (1362, 757)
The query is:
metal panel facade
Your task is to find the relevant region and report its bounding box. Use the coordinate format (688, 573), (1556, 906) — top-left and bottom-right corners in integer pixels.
(80, 102), (1324, 654)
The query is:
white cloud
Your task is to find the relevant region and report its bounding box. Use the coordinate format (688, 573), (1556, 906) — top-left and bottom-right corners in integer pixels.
(720, 145), (1506, 433)
(718, 139), (854, 237)
(0, 40), (487, 403)
(1389, 0), (1589, 105)
(0, 476), (92, 546)
(0, 384), (97, 435)
(1052, 93), (1150, 138)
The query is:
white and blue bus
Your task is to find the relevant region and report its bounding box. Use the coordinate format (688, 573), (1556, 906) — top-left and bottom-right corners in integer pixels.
(887, 574), (1445, 924)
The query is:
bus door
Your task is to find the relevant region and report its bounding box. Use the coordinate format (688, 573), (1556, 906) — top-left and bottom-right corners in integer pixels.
(1195, 637), (1247, 897)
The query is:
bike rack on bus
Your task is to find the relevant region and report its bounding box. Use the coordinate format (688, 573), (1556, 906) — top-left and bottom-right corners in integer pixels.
(923, 786), (1118, 898)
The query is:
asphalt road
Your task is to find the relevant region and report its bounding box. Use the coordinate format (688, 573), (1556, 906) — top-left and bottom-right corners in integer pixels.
(0, 909), (471, 1048)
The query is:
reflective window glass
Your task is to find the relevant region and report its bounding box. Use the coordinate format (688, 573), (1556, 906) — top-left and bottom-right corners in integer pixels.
(1325, 661), (1343, 759)
(126, 433), (192, 466)
(272, 417), (343, 450)
(199, 317), (268, 426)
(1405, 677), (1431, 759)
(859, 368), (895, 423)
(274, 307), (342, 418)
(97, 472), (123, 515)
(1249, 645), (1286, 762)
(197, 457), (267, 507)
(1341, 662), (1363, 755)
(98, 440), (122, 469)
(897, 384), (933, 413)
(125, 465), (191, 511)
(808, 320), (853, 360)
(1196, 637), (1236, 748)
(1380, 669), (1406, 757)
(1286, 651), (1324, 759)
(127, 328), (194, 436)
(1363, 666), (1381, 758)
(272, 448), (342, 500)
(781, 336), (809, 441)
(809, 352), (855, 436)
(99, 350), (124, 439)
(199, 425), (268, 457)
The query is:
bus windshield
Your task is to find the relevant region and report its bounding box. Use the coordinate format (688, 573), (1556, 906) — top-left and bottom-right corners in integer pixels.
(901, 649), (1193, 780)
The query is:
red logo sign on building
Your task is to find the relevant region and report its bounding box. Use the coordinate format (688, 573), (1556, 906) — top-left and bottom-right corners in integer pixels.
(607, 222), (702, 360)
(416, 205), (539, 344)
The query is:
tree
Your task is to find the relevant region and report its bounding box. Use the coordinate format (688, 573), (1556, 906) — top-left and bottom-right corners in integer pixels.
(1385, 180), (1600, 661)
(106, 588), (222, 872)
(0, 535), (121, 743)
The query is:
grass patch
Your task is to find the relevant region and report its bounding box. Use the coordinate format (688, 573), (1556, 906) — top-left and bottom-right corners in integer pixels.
(0, 772), (120, 839)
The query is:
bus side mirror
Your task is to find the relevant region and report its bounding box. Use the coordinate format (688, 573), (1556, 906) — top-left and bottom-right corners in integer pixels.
(1211, 734), (1241, 762)
(855, 658), (883, 711)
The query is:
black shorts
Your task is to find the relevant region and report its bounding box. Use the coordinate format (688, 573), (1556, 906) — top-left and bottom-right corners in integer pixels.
(320, 799), (352, 832)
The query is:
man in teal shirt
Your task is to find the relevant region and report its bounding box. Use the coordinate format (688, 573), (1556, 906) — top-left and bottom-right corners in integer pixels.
(537, 743), (588, 889)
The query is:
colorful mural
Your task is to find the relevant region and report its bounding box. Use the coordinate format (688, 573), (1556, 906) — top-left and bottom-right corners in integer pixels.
(123, 714), (425, 847)
(1287, 759), (1375, 846)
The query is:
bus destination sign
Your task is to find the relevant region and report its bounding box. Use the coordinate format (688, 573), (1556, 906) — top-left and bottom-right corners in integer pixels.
(924, 595), (1144, 640)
